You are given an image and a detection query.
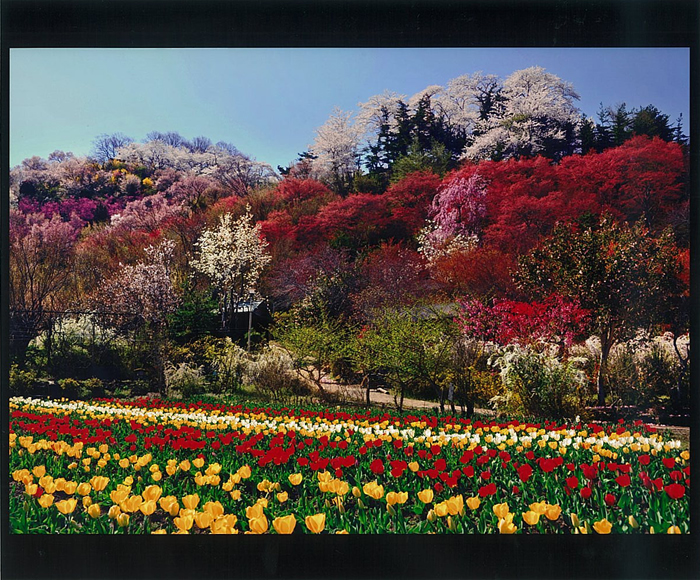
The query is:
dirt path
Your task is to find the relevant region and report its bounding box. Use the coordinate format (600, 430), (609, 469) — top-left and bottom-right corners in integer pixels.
(315, 376), (689, 447)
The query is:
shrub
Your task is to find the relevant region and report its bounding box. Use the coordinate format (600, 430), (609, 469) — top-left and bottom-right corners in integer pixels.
(164, 362), (208, 399)
(243, 345), (309, 403)
(58, 377), (81, 399)
(204, 338), (248, 394)
(9, 364), (38, 396)
(491, 346), (587, 419)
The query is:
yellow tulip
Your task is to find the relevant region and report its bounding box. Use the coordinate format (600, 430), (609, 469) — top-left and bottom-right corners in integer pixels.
(273, 514), (297, 534)
(108, 505), (121, 519)
(63, 481), (78, 495)
(305, 513), (326, 534)
(142, 485), (162, 503)
(408, 461), (419, 472)
(426, 509), (437, 523)
(179, 460), (191, 471)
(195, 511), (213, 529)
(446, 495), (463, 516)
(166, 464), (178, 476)
(117, 512), (130, 528)
(151, 470), (162, 482)
(246, 503), (265, 520)
(434, 501), (449, 517)
(352, 486), (361, 498)
(492, 502), (509, 519)
(386, 492), (401, 506)
(182, 494), (200, 510)
(123, 476), (134, 485)
(238, 465), (252, 479)
(593, 518), (613, 534)
(174, 515), (193, 532)
(522, 511), (540, 526)
(139, 500), (157, 516)
(277, 492), (289, 503)
(151, 529), (167, 534)
(529, 501), (547, 515)
(257, 479), (273, 493)
(203, 501), (225, 519)
(418, 489), (434, 504)
(90, 476), (109, 492)
(88, 503), (101, 519)
(38, 494), (54, 509)
(179, 508), (196, 518)
(77, 482), (92, 496)
(24, 483), (38, 496)
(498, 513), (517, 534)
(317, 471), (332, 483)
(257, 497), (269, 508)
(56, 498), (78, 515)
(230, 490), (242, 501)
(628, 515), (639, 529)
(667, 526), (681, 534)
(119, 458), (130, 469)
(249, 515), (269, 534)
(466, 496), (481, 511)
(32, 465), (46, 478)
(544, 504), (562, 521)
(82, 496), (92, 508)
(121, 495), (143, 513)
(193, 457), (205, 469)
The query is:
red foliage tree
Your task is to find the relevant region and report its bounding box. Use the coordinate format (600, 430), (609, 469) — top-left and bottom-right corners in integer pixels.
(383, 171), (442, 237)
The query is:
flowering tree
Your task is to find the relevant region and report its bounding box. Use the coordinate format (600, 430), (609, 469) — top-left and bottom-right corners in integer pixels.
(98, 239), (180, 331)
(96, 239), (181, 392)
(191, 207), (272, 327)
(517, 215), (684, 405)
(431, 170), (488, 239)
(464, 67), (581, 161)
(9, 210), (79, 362)
(309, 107), (362, 195)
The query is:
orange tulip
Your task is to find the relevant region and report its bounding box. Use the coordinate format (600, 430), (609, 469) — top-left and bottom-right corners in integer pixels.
(90, 476), (109, 492)
(246, 503), (264, 520)
(492, 502), (509, 519)
(544, 504), (561, 521)
(174, 514), (194, 532)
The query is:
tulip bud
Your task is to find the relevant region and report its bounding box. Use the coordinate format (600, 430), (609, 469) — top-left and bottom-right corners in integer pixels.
(427, 509), (437, 523)
(570, 513), (580, 528)
(117, 512), (130, 528)
(352, 486), (361, 498)
(628, 515), (639, 529)
(108, 505), (121, 519)
(386, 503), (397, 517)
(448, 516), (457, 532)
(357, 498), (366, 509)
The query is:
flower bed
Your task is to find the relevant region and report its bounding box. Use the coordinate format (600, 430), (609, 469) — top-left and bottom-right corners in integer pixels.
(9, 396), (689, 534)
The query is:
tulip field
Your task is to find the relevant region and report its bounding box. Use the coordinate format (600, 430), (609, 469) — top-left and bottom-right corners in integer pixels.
(9, 396), (690, 535)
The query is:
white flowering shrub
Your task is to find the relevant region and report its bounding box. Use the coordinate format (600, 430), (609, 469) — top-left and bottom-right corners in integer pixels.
(491, 344), (587, 419)
(164, 361), (207, 399)
(417, 220), (479, 264)
(243, 344), (309, 403)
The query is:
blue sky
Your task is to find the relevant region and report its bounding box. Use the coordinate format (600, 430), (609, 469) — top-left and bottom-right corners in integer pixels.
(10, 48), (689, 171)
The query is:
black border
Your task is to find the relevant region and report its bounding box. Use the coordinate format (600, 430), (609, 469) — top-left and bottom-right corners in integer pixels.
(2, 1), (698, 579)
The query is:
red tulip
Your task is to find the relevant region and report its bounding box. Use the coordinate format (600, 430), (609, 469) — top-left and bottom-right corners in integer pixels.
(615, 474), (631, 487)
(604, 493), (617, 507)
(566, 476), (579, 489)
(369, 459), (384, 475)
(517, 464), (533, 483)
(580, 487), (592, 499)
(664, 483), (685, 500)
